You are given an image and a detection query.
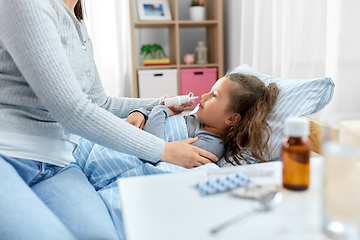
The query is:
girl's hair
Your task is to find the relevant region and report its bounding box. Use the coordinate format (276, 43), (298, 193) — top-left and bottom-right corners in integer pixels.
(222, 73), (279, 165)
(74, 0), (84, 21)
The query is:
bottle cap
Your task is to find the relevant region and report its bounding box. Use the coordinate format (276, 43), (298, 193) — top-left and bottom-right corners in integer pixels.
(283, 117), (310, 137)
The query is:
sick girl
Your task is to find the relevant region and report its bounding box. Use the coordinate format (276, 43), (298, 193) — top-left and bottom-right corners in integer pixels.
(129, 72), (279, 165)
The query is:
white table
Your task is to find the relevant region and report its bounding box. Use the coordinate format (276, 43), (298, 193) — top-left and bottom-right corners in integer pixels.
(118, 157), (330, 240)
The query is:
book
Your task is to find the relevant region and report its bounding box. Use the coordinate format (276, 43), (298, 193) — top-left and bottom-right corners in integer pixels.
(144, 63), (171, 66)
(143, 59), (170, 66)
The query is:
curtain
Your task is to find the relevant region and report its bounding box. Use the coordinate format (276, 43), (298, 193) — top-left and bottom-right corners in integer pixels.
(239, 0), (360, 119)
(84, 0), (133, 97)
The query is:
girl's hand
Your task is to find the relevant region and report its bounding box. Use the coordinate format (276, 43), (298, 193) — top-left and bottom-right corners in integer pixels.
(162, 92), (196, 115)
(161, 138), (218, 169)
(126, 111), (145, 129)
(168, 108), (176, 117)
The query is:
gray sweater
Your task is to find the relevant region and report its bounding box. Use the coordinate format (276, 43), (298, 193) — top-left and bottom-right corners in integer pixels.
(0, 0), (165, 163)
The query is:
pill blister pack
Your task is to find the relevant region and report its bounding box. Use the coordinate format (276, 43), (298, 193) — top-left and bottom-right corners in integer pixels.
(231, 183), (281, 199)
(195, 172), (251, 195)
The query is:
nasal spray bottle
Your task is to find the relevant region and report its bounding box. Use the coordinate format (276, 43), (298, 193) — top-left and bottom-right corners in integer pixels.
(164, 94), (199, 107)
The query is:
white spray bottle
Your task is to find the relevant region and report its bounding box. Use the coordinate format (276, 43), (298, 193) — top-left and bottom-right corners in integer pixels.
(164, 94), (199, 107)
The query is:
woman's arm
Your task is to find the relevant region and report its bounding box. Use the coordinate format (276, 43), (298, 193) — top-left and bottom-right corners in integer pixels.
(0, 0), (217, 167)
(87, 74), (162, 118)
(0, 0), (164, 162)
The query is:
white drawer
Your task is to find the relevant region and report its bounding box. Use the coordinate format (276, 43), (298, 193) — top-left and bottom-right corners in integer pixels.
(138, 69), (178, 98)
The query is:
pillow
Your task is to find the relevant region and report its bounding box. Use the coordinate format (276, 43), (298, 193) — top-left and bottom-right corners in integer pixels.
(215, 64), (335, 167)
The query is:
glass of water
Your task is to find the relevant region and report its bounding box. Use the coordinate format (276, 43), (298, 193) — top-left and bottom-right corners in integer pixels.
(322, 114), (360, 239)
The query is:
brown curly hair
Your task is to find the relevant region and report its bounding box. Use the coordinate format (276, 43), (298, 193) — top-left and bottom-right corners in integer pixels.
(222, 73), (279, 165)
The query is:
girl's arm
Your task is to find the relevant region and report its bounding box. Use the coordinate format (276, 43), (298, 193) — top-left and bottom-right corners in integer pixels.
(142, 105), (169, 139)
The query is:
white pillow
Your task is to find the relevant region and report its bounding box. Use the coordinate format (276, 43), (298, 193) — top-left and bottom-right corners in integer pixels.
(214, 64), (335, 167)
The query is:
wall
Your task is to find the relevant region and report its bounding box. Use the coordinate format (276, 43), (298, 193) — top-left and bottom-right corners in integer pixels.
(223, 0), (241, 73)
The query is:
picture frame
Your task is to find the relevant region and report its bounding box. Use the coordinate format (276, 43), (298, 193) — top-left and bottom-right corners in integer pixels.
(136, 0), (172, 21)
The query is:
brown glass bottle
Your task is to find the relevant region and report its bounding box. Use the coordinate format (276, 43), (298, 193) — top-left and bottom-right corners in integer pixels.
(281, 117), (310, 191)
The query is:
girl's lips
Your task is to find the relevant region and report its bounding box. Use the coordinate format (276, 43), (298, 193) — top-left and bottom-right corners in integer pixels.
(199, 102), (203, 108)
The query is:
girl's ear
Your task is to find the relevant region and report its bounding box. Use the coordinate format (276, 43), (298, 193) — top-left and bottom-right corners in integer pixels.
(225, 113), (241, 126)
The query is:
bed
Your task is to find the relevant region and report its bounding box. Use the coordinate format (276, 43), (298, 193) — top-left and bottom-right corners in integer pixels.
(72, 64), (335, 239)
(306, 116), (325, 155)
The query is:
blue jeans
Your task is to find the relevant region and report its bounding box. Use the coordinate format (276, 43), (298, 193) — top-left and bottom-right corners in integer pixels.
(0, 154), (118, 240)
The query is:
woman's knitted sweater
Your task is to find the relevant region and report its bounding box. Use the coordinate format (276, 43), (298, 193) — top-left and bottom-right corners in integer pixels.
(0, 0), (165, 162)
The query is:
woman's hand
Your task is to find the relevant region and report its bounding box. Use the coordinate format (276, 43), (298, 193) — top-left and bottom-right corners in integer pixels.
(126, 111), (145, 129)
(161, 138), (218, 169)
(162, 92), (196, 115)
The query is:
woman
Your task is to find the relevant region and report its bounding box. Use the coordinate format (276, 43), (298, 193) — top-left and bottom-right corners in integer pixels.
(0, 0), (217, 239)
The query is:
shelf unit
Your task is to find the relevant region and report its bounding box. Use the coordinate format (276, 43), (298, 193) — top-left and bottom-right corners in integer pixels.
(129, 0), (224, 98)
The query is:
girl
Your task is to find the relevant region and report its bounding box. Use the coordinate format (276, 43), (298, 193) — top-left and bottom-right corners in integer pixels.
(132, 72), (279, 165)
(0, 0), (216, 239)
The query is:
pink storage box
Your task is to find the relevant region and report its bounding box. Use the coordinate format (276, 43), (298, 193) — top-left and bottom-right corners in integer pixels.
(180, 67), (218, 107)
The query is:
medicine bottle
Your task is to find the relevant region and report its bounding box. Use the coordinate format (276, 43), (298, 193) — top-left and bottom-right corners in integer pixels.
(281, 117), (310, 191)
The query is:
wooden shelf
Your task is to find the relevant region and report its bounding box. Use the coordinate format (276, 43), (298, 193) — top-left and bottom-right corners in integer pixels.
(178, 20), (218, 27)
(133, 20), (218, 28)
(134, 21), (176, 27)
(136, 63), (219, 70)
(179, 63), (219, 68)
(129, 0), (224, 98)
(136, 65), (178, 70)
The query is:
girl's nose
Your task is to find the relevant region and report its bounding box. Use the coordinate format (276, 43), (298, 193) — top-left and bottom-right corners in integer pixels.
(202, 92), (209, 100)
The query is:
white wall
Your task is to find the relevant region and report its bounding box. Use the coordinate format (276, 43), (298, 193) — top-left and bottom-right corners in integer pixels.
(223, 0), (242, 73)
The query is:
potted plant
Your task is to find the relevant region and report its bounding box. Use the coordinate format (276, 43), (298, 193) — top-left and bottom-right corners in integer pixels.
(140, 44), (170, 66)
(190, 0), (205, 21)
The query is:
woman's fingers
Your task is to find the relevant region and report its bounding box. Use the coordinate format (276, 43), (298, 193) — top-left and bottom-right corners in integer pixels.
(184, 138), (218, 164)
(198, 148), (218, 163)
(193, 157), (214, 168)
(193, 161), (203, 168)
(183, 137), (198, 144)
(186, 138), (218, 162)
(161, 138), (218, 169)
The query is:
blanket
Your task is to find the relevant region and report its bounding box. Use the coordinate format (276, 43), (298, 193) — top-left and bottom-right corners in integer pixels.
(73, 115), (220, 239)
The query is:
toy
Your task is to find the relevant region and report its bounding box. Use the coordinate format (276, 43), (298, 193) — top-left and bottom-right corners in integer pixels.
(183, 53), (195, 65)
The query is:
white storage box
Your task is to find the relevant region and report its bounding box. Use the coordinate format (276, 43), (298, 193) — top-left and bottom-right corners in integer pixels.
(138, 69), (178, 98)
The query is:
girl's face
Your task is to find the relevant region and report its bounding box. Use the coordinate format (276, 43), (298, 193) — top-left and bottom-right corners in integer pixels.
(197, 77), (238, 135)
